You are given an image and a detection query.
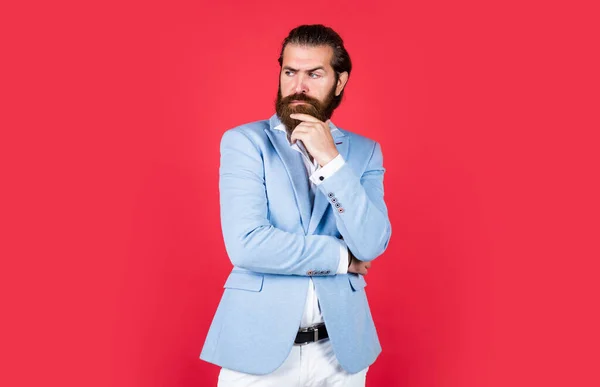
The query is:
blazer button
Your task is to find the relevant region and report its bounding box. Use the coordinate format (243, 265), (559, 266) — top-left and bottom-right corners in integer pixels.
(319, 176), (324, 181)
(337, 208), (345, 213)
(327, 192), (334, 198)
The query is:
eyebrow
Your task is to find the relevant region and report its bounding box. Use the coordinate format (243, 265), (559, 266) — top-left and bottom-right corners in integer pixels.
(283, 66), (326, 73)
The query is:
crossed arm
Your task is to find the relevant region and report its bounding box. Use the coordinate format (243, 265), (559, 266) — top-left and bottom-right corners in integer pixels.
(219, 129), (391, 276)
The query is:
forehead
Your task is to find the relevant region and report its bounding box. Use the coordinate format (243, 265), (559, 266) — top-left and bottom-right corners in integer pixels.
(281, 44), (334, 70)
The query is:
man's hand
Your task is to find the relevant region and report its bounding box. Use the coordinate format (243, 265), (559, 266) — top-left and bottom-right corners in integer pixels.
(289, 113), (340, 167)
(347, 249), (372, 275)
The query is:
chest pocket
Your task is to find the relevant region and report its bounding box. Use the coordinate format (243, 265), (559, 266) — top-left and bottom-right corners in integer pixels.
(223, 271), (264, 292)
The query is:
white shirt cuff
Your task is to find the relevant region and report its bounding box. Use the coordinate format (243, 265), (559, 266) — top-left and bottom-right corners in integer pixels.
(309, 154), (345, 185)
(336, 239), (349, 274)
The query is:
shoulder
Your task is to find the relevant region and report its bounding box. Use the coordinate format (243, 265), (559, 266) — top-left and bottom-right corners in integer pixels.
(228, 119), (270, 136)
(335, 125), (383, 156)
(220, 119), (270, 150)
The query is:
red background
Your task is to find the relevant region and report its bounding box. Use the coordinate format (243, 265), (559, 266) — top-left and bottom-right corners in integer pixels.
(2, 1), (599, 386)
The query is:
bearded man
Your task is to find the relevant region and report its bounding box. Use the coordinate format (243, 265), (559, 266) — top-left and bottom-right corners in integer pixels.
(200, 24), (392, 387)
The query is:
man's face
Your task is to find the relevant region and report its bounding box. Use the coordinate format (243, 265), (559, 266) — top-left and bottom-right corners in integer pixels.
(275, 44), (345, 136)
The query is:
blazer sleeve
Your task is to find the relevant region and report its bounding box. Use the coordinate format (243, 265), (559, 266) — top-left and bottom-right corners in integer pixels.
(218, 128), (345, 276)
(315, 141), (392, 262)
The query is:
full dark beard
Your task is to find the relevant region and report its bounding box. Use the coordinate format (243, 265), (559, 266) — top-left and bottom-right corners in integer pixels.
(275, 84), (337, 140)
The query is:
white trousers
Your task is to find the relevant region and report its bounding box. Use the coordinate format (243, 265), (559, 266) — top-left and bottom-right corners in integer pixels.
(217, 339), (368, 387)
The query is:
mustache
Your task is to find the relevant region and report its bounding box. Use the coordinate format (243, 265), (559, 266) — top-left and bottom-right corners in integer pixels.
(280, 93), (321, 105)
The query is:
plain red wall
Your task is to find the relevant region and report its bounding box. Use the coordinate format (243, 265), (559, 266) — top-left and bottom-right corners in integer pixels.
(2, 1), (599, 386)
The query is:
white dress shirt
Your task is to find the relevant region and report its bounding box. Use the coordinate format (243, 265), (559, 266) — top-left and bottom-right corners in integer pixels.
(273, 122), (349, 328)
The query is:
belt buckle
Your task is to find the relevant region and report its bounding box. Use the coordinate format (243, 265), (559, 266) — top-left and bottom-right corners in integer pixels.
(297, 325), (319, 346)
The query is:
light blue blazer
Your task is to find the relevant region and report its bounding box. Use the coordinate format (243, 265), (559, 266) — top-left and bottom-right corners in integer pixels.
(200, 114), (392, 375)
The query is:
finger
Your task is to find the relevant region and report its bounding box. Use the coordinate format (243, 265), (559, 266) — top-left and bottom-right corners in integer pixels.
(293, 123), (315, 131)
(291, 125), (310, 133)
(289, 113), (322, 123)
(290, 129), (308, 141)
(291, 132), (311, 145)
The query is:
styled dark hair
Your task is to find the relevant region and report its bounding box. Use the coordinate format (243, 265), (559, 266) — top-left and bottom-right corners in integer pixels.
(278, 24), (352, 110)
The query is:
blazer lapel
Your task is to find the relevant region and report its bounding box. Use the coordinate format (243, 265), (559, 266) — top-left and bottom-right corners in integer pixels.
(265, 115), (312, 234)
(307, 127), (349, 235)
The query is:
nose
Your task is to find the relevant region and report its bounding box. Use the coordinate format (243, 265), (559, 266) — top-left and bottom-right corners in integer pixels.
(293, 73), (308, 94)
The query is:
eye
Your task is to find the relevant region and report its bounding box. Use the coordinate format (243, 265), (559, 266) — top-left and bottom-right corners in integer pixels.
(284, 70), (295, 76)
(309, 73), (321, 79)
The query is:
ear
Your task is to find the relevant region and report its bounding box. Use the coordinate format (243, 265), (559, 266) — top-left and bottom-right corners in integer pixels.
(335, 71), (349, 96)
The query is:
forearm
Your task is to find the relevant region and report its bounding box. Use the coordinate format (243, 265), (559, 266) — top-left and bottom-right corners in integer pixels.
(222, 220), (345, 276)
(316, 143), (392, 261)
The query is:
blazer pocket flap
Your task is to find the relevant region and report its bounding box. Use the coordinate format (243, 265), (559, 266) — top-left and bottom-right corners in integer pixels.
(224, 271), (264, 292)
(348, 274), (367, 291)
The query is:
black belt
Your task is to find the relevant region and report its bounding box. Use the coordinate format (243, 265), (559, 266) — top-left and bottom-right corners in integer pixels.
(294, 323), (328, 345)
